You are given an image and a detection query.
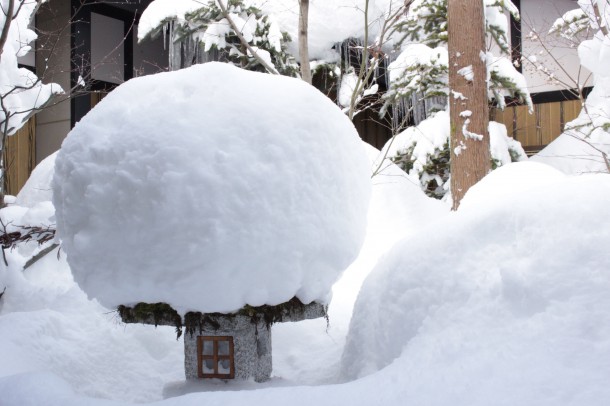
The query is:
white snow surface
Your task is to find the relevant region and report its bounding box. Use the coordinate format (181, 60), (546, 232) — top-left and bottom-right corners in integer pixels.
(0, 142), (446, 404)
(342, 164), (610, 406)
(52, 62), (371, 314)
(16, 152), (57, 208)
(2, 157), (609, 406)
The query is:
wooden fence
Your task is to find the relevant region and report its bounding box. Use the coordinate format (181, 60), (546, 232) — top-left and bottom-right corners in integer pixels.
(491, 99), (582, 155)
(4, 117), (36, 196)
(353, 98), (582, 155)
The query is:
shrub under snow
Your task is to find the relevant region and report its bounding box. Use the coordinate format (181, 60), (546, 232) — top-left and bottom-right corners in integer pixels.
(53, 62), (371, 314)
(342, 162), (610, 405)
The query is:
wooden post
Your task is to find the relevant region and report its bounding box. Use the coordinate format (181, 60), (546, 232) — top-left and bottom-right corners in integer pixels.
(299, 0), (312, 84)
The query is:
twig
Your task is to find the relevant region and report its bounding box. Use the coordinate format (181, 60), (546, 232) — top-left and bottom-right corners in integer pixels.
(0, 0), (15, 62)
(24, 243), (59, 270)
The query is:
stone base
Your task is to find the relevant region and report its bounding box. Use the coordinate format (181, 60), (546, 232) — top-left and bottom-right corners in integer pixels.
(184, 314), (272, 382)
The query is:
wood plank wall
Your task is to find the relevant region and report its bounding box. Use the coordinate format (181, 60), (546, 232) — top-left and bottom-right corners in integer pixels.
(491, 99), (582, 155)
(353, 108), (393, 150)
(4, 117), (36, 196)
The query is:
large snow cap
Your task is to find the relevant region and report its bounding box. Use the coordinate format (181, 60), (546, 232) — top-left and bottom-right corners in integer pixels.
(53, 62), (371, 314)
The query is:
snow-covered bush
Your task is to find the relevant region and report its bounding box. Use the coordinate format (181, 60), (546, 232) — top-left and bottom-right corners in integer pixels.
(383, 0), (531, 112)
(378, 0), (530, 199)
(139, 0), (298, 75)
(381, 111), (527, 199)
(342, 162), (610, 400)
(532, 0), (610, 174)
(53, 62), (371, 315)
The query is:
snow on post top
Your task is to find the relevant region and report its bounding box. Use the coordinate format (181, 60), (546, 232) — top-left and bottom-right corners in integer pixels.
(53, 62), (371, 315)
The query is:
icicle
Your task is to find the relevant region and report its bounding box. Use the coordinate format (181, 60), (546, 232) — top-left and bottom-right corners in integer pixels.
(169, 21), (183, 71)
(336, 41), (345, 108)
(168, 21), (174, 70)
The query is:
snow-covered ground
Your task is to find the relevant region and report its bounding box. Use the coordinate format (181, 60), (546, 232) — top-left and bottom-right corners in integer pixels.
(2, 0), (610, 399)
(2, 137), (609, 405)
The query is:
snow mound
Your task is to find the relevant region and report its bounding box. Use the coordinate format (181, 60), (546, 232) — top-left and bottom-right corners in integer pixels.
(16, 152), (56, 208)
(342, 163), (610, 403)
(53, 62), (370, 314)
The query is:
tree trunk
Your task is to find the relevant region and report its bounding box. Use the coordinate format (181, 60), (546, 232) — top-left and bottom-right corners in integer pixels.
(448, 0), (490, 211)
(298, 0), (312, 84)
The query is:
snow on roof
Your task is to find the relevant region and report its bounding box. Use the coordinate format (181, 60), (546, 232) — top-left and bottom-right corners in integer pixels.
(137, 0), (207, 41)
(53, 62), (371, 314)
(138, 0), (404, 60)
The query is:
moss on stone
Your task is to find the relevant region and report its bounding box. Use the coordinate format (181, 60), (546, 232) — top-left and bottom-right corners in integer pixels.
(117, 297), (327, 340)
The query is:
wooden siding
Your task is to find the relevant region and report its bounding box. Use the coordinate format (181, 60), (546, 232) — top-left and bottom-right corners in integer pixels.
(4, 117), (36, 196)
(491, 99), (582, 155)
(353, 108), (393, 150)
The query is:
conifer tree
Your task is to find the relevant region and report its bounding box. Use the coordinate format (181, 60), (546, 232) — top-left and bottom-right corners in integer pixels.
(142, 0), (298, 76)
(380, 0), (532, 202)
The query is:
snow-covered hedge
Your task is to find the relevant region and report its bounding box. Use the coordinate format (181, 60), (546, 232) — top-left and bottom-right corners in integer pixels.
(342, 162), (610, 403)
(53, 62), (371, 314)
(381, 111), (526, 199)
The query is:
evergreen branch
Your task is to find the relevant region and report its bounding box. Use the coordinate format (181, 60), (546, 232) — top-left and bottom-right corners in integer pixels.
(216, 0), (280, 75)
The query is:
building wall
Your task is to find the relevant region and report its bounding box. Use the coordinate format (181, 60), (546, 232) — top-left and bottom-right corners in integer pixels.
(491, 98), (582, 155)
(4, 117), (36, 195)
(35, 0), (72, 165)
(520, 0), (592, 94)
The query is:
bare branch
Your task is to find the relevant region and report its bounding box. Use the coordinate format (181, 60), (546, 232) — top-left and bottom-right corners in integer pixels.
(0, 0), (15, 62)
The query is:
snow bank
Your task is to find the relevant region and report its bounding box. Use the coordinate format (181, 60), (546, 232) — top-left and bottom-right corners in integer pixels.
(2, 156), (609, 406)
(0, 249), (183, 403)
(53, 62), (370, 314)
(1, 140), (442, 402)
(272, 144), (446, 383)
(342, 163), (610, 405)
(16, 152), (57, 208)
